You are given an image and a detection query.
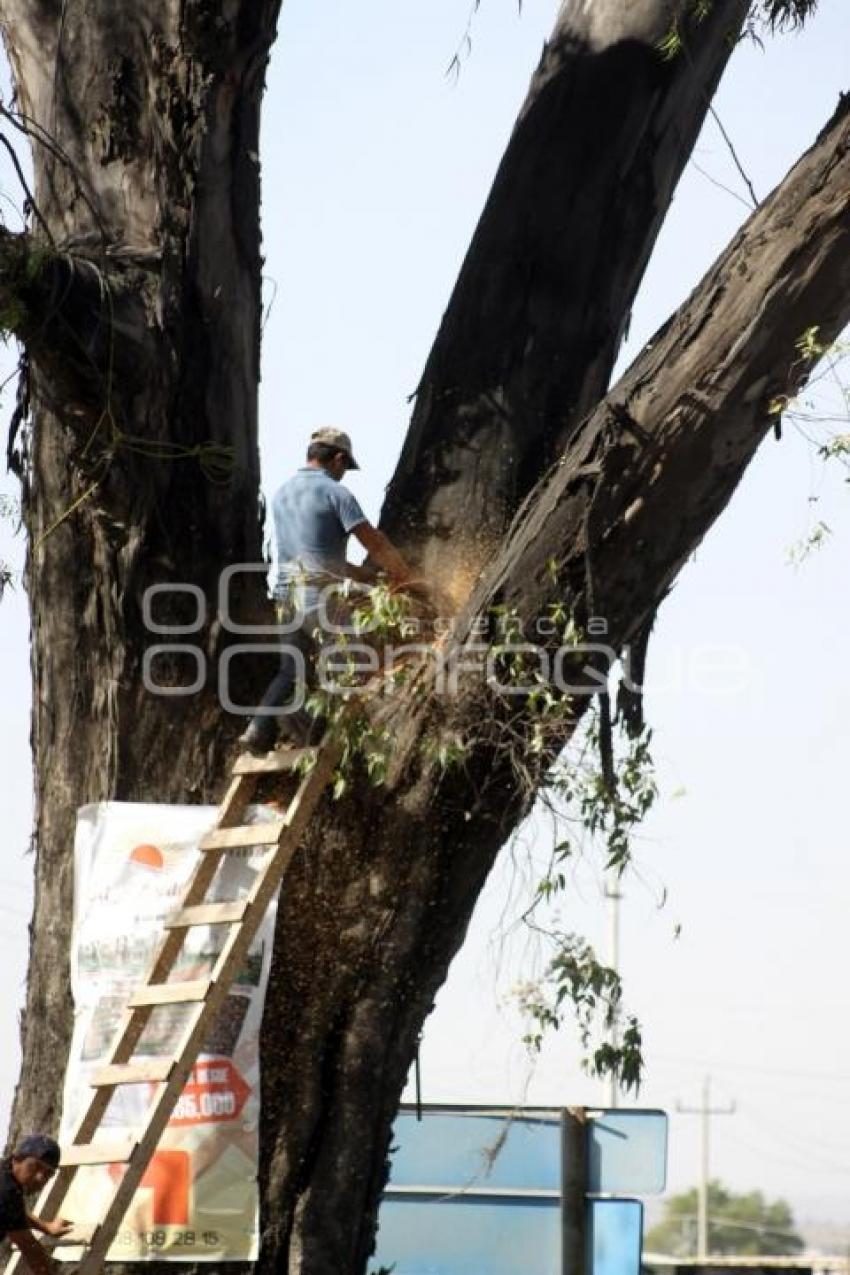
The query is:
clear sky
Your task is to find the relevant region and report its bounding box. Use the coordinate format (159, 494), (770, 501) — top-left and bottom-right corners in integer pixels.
(1, 0), (849, 1243)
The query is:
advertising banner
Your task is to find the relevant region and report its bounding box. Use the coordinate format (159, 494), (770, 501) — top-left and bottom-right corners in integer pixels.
(57, 801), (279, 1263)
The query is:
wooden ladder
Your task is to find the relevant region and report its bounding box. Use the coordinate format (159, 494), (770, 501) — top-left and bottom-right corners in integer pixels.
(7, 735), (340, 1275)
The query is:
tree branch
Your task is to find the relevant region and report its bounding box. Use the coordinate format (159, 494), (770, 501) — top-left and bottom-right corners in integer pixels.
(260, 95), (850, 1275)
(380, 0), (751, 586)
(473, 92), (850, 649)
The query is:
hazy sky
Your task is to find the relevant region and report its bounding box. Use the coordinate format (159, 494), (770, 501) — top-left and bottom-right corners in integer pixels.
(1, 0), (849, 1241)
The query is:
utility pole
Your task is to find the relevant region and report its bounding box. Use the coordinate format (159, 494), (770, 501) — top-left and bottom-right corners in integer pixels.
(605, 870), (621, 1109)
(676, 1076), (736, 1259)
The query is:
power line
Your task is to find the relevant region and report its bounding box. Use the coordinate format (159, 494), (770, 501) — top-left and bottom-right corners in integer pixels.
(657, 1053), (850, 1084)
(724, 1126), (850, 1178)
(738, 1109), (850, 1169)
(666, 1212), (803, 1240)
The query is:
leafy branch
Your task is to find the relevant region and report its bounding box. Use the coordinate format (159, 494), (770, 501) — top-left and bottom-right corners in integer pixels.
(513, 936), (643, 1094)
(757, 0), (819, 28)
(302, 582), (426, 798)
(768, 326), (850, 561)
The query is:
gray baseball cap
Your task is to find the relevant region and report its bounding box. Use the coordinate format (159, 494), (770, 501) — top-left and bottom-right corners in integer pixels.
(310, 428), (360, 469)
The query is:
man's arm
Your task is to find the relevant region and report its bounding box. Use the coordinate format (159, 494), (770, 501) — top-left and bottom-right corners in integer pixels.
(350, 523), (413, 585)
(8, 1230), (56, 1275)
(27, 1215), (72, 1239)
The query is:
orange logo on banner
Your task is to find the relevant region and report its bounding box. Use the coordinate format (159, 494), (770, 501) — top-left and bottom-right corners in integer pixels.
(109, 1150), (190, 1226)
(169, 1058), (250, 1126)
(129, 844), (164, 870)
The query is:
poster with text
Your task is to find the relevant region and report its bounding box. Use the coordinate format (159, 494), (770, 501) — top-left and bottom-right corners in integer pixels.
(57, 801), (280, 1263)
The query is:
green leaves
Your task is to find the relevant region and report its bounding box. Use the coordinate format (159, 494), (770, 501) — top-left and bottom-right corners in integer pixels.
(321, 714), (394, 802)
(420, 731), (469, 773)
(663, 1), (819, 56)
(657, 26), (684, 61)
(819, 433), (850, 463)
(548, 712), (658, 877)
(0, 492), (18, 601)
(646, 1181), (805, 1257)
(657, 0), (714, 62)
(321, 710), (394, 800)
(758, 0), (819, 29)
(787, 519), (832, 565)
(298, 581), (429, 800)
(591, 1018), (643, 1095)
(771, 326), (849, 561)
(351, 581), (418, 641)
(796, 323), (827, 362)
(514, 707), (656, 1093)
(514, 937), (644, 1094)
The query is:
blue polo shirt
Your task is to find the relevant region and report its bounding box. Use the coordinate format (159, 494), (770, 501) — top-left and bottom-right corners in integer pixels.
(273, 467), (367, 605)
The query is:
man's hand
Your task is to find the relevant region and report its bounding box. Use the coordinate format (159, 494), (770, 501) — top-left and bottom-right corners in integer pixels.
(41, 1219), (73, 1239)
(351, 523), (414, 587)
(26, 1214), (74, 1240)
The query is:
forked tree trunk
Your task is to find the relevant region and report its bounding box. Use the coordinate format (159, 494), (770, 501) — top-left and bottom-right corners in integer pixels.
(1, 1), (848, 1274)
(260, 93), (850, 1274)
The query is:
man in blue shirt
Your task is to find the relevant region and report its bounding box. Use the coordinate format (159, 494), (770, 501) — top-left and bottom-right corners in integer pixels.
(238, 428), (414, 752)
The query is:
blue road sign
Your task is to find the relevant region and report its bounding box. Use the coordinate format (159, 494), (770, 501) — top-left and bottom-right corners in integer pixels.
(587, 1109), (668, 1195)
(389, 1110), (560, 1192)
(373, 1106), (666, 1275)
(587, 1199), (644, 1275)
(377, 1194), (561, 1275)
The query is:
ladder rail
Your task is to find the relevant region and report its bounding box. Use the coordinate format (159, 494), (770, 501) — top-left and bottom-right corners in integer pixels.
(3, 842), (248, 1267)
(63, 772), (258, 1140)
(50, 744), (336, 1269)
(75, 739), (339, 1273)
(4, 741), (336, 1275)
(17, 843), (238, 1237)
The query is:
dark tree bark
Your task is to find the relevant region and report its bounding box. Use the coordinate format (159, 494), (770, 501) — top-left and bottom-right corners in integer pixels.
(380, 0), (751, 589)
(1, 0), (274, 1188)
(1, 2), (847, 1274)
(261, 92), (850, 1275)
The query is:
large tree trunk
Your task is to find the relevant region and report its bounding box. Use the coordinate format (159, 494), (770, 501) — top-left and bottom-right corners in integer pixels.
(380, 0), (751, 589)
(2, 1), (848, 1273)
(3, 0), (272, 1165)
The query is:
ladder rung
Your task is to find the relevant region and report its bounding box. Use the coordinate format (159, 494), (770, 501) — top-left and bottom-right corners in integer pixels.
(32, 735), (340, 1275)
(62, 1138), (135, 1167)
(128, 979), (211, 1007)
(200, 820), (288, 851)
(232, 746), (317, 775)
(164, 900), (248, 928)
(90, 1059), (174, 1087)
